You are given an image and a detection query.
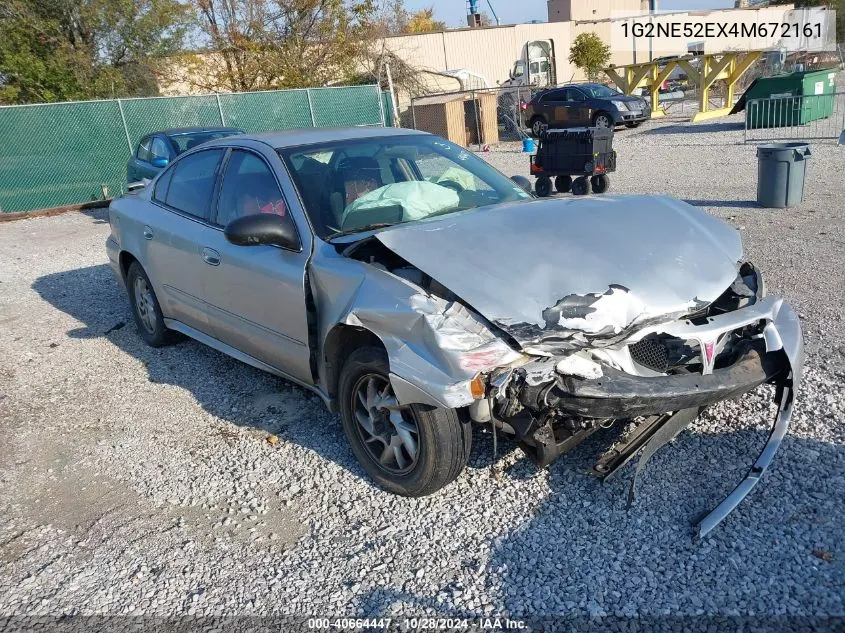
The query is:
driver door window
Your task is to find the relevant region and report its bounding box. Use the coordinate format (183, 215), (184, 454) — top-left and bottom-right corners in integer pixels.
(216, 150), (293, 233)
(150, 137), (170, 162)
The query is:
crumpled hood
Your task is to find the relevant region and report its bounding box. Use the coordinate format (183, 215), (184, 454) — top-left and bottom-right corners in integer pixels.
(375, 195), (743, 351)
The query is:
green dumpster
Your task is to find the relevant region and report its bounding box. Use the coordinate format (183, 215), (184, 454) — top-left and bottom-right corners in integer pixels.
(745, 69), (837, 129)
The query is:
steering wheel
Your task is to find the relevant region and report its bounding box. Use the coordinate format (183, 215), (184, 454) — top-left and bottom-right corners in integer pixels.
(437, 179), (465, 193)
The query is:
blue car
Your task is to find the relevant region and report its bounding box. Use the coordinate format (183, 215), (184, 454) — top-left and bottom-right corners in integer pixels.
(127, 127), (243, 183)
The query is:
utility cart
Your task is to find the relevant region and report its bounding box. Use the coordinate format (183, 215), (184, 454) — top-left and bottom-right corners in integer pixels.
(530, 127), (616, 197)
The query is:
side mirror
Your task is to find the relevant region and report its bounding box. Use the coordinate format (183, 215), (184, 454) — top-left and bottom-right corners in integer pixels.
(151, 157), (169, 168)
(510, 175), (533, 194)
(224, 213), (300, 250)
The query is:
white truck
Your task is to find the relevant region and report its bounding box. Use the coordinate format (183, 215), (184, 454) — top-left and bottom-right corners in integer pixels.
(501, 40), (557, 89)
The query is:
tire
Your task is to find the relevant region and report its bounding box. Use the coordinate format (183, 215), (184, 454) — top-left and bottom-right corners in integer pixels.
(625, 122), (642, 128)
(571, 176), (591, 196)
(530, 117), (547, 138)
(535, 175), (553, 197)
(591, 174), (610, 194)
(338, 347), (471, 497)
(555, 175), (572, 194)
(126, 261), (176, 347)
(593, 112), (613, 129)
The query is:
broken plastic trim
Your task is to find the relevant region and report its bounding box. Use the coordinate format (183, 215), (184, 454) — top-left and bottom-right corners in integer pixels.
(695, 382), (795, 538)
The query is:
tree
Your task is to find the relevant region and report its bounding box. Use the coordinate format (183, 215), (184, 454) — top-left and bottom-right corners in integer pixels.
(0, 0), (190, 104)
(404, 8), (446, 33)
(189, 0), (377, 93)
(344, 0), (434, 107)
(568, 32), (611, 82)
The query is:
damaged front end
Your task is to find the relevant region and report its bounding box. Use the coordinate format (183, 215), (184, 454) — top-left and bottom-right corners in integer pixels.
(318, 195), (803, 536)
(472, 271), (803, 537)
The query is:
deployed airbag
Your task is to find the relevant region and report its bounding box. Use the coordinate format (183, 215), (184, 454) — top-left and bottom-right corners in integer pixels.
(342, 181), (459, 228)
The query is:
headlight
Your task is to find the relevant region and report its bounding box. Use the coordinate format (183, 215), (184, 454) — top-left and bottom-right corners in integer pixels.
(611, 100), (629, 111)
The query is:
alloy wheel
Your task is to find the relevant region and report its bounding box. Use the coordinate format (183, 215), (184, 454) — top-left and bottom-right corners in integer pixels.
(351, 374), (420, 474)
(133, 276), (157, 334)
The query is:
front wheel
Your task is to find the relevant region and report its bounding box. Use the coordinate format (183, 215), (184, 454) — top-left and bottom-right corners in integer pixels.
(593, 112), (614, 129)
(338, 347), (471, 497)
(530, 117), (547, 138)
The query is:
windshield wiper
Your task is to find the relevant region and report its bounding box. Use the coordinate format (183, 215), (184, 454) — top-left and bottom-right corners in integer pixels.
(325, 223), (397, 241)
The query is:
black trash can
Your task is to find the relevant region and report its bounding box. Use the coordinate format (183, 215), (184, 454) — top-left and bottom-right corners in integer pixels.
(757, 142), (811, 208)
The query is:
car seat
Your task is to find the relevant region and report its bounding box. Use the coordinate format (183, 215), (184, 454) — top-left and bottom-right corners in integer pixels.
(329, 157), (383, 227)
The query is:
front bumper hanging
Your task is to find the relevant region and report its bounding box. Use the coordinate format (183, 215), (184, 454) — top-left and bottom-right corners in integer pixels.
(530, 297), (805, 536)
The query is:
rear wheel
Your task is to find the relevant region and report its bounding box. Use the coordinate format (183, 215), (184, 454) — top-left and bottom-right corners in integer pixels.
(591, 174), (610, 194)
(535, 175), (553, 197)
(338, 347), (471, 497)
(555, 175), (572, 193)
(126, 262), (176, 347)
(571, 176), (591, 196)
(593, 112), (613, 129)
(530, 117), (547, 138)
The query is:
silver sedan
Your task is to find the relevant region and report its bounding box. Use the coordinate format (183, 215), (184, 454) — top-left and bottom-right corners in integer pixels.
(106, 127), (803, 536)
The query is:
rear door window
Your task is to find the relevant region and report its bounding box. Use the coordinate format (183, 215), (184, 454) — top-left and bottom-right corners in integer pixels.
(164, 149), (225, 221)
(153, 167), (174, 202)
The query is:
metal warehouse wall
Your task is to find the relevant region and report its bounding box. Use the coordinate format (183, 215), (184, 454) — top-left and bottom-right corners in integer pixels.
(0, 86), (389, 214)
(380, 4), (798, 86)
(382, 22), (577, 88)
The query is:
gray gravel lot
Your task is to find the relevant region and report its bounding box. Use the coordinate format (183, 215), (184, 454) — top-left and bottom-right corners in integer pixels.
(0, 113), (843, 626)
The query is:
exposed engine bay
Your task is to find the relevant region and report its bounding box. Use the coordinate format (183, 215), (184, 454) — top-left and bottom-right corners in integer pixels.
(338, 224), (803, 538)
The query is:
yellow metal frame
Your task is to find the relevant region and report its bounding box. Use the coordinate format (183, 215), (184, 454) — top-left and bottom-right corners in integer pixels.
(604, 51), (762, 122)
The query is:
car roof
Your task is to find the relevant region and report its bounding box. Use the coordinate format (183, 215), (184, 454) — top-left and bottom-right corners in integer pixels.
(159, 127), (243, 136)
(201, 126), (429, 150)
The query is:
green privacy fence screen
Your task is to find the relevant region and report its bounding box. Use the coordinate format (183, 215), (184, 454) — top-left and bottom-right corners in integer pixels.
(0, 85), (391, 213)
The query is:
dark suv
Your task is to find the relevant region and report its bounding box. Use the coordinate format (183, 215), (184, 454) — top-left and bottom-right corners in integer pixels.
(525, 83), (650, 137)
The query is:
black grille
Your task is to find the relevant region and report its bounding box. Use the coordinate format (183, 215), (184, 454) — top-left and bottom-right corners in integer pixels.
(629, 338), (670, 372)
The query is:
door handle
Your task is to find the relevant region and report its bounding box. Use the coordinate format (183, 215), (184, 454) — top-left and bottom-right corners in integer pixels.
(202, 247), (220, 266)
(142, 226), (153, 240)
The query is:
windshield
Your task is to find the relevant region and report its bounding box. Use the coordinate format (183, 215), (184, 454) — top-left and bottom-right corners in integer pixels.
(580, 84), (622, 99)
(280, 135), (532, 239)
(168, 130), (242, 154)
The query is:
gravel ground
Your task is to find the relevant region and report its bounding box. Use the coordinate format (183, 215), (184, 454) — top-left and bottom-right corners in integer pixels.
(0, 113), (843, 628)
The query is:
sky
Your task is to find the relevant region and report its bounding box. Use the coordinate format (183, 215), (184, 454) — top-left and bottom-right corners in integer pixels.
(403, 0), (737, 27)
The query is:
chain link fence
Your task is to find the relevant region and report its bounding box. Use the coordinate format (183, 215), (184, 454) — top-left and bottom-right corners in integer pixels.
(408, 86), (544, 150)
(0, 85), (391, 213)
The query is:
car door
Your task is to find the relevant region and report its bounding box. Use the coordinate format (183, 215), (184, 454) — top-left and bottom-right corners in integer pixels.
(541, 89), (575, 128)
(564, 88), (593, 126)
(200, 147), (313, 384)
(144, 148), (226, 333)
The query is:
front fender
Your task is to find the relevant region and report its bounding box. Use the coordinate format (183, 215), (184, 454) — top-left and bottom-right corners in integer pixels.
(309, 243), (521, 409)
